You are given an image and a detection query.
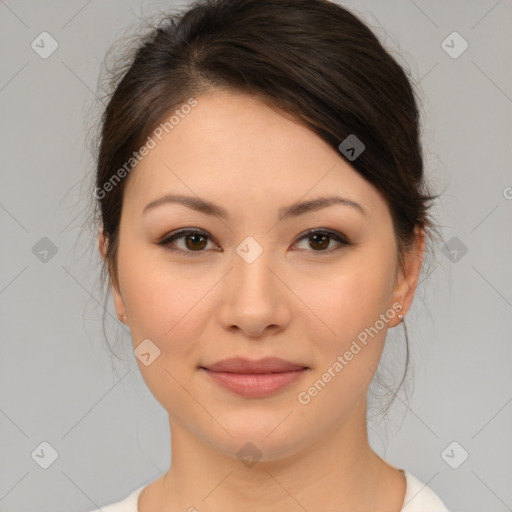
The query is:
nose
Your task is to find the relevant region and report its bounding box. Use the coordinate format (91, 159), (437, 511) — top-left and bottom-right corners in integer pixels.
(217, 243), (292, 338)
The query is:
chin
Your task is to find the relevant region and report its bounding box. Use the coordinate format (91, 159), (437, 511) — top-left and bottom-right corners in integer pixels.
(212, 432), (306, 466)
(209, 409), (307, 458)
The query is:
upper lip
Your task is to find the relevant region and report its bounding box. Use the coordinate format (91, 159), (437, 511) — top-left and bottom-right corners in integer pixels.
(202, 357), (308, 374)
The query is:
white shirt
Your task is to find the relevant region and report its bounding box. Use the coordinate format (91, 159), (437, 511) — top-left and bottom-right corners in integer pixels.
(87, 470), (449, 511)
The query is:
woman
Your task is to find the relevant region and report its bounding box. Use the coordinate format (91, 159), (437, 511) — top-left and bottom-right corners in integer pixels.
(90, 0), (449, 510)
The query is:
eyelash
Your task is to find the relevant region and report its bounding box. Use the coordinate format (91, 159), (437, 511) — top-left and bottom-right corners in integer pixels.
(157, 227), (351, 257)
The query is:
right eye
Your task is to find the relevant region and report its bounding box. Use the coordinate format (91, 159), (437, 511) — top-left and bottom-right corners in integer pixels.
(157, 228), (220, 256)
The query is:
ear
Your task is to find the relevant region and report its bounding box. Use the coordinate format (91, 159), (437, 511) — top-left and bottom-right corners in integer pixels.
(98, 228), (127, 323)
(389, 226), (425, 326)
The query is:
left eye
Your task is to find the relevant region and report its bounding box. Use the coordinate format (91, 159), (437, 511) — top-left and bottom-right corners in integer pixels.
(293, 228), (350, 252)
(158, 228), (350, 255)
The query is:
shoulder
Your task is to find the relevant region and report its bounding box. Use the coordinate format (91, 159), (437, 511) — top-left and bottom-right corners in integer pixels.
(84, 484), (146, 512)
(401, 470), (450, 512)
(81, 471), (449, 512)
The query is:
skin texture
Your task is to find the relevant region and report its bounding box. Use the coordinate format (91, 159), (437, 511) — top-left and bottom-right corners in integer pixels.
(99, 89), (424, 512)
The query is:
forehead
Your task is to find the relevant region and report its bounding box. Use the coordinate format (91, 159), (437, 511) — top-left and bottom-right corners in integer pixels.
(123, 89), (384, 217)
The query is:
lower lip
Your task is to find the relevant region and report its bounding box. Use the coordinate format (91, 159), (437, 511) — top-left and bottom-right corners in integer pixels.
(202, 368), (308, 398)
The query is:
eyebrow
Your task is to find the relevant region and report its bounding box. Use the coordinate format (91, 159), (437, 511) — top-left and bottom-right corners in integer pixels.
(142, 193), (367, 220)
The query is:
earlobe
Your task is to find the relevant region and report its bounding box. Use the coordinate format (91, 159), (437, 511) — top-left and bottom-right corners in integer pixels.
(391, 226), (425, 326)
(98, 229), (128, 323)
(111, 282), (128, 323)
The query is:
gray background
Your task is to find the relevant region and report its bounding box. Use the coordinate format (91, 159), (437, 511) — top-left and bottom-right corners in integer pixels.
(1, 1), (511, 511)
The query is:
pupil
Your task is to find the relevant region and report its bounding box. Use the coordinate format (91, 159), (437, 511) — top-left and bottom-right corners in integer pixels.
(186, 234), (206, 250)
(311, 234), (328, 250)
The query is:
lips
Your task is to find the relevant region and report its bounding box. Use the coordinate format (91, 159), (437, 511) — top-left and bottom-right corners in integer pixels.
(200, 357), (309, 398)
(203, 357), (307, 373)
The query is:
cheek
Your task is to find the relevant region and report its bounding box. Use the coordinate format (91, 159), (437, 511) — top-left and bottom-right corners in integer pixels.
(117, 254), (211, 417)
(293, 269), (396, 417)
(117, 241), (208, 354)
(293, 244), (398, 392)
(297, 257), (397, 347)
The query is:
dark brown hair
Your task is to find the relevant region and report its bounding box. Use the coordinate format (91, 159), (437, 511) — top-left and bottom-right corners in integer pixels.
(93, 0), (438, 411)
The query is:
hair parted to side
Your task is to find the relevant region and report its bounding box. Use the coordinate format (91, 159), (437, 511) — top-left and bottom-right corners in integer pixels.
(93, 0), (439, 414)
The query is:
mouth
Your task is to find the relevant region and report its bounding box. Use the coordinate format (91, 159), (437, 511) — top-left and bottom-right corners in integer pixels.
(199, 357), (310, 398)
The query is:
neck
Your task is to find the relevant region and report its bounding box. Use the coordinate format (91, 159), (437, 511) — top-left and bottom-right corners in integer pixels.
(145, 397), (405, 512)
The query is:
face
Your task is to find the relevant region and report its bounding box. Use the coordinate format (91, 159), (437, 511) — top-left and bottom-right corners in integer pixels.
(100, 89), (422, 461)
